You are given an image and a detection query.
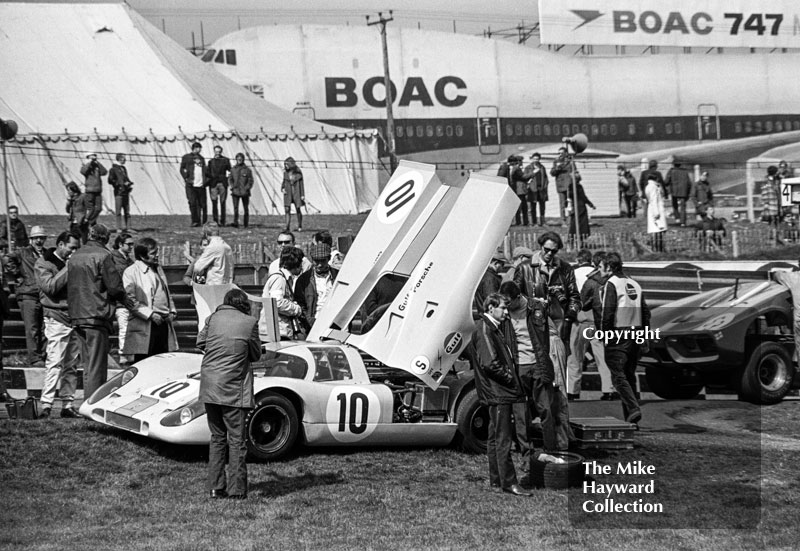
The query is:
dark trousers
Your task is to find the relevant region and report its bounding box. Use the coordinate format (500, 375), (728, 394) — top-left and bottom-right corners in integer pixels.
(19, 297), (44, 363)
(205, 403), (248, 496)
(623, 195), (637, 218)
(185, 185), (207, 225)
(232, 195), (250, 227)
(114, 195), (130, 230)
(604, 338), (641, 420)
(530, 377), (557, 452)
(487, 403), (518, 490)
(558, 191), (568, 222)
(649, 231), (664, 252)
(85, 192), (102, 225)
(132, 322), (170, 363)
(528, 193), (546, 225)
(514, 194), (529, 225)
(210, 183), (227, 226)
(74, 325), (110, 399)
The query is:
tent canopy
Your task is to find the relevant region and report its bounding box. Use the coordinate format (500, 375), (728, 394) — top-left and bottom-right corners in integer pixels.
(0, 2), (380, 215)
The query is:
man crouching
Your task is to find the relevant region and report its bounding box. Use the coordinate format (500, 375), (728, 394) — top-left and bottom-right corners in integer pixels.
(472, 293), (532, 497)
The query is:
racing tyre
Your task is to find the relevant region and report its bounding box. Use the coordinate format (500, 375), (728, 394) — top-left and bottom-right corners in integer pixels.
(739, 342), (794, 405)
(245, 393), (299, 461)
(644, 365), (703, 400)
(529, 451), (585, 490)
(454, 389), (488, 454)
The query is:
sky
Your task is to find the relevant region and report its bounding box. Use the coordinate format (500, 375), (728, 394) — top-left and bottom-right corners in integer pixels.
(124, 0), (538, 49)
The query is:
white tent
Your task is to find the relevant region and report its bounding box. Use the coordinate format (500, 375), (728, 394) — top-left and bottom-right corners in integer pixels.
(0, 2), (380, 215)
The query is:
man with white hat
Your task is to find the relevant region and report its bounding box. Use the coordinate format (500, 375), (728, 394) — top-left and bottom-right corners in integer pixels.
(7, 225), (48, 365)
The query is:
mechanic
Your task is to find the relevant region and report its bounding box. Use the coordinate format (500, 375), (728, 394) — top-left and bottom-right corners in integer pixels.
(294, 242), (339, 331)
(599, 252), (651, 425)
(261, 247), (304, 340)
(499, 280), (557, 465)
(472, 293), (532, 497)
(197, 288), (262, 500)
(513, 231), (580, 451)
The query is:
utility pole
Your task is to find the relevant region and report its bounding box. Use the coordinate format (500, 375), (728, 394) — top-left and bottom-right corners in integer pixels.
(366, 11), (397, 172)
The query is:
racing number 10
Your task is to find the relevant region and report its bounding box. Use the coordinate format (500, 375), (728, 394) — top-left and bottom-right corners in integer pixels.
(337, 392), (368, 434)
(384, 179), (415, 217)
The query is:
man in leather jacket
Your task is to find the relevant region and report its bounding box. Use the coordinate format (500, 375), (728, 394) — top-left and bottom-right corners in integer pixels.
(513, 231), (579, 450)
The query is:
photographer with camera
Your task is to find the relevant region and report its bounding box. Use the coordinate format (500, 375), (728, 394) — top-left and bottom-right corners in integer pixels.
(108, 153), (134, 231)
(80, 153), (108, 227)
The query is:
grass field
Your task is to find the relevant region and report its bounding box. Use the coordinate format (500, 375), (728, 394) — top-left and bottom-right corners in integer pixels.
(1, 400), (797, 551)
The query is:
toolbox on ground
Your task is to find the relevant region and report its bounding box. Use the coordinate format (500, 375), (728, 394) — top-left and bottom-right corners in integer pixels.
(569, 417), (636, 449)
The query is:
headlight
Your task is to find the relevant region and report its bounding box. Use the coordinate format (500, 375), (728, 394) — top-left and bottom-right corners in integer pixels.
(161, 399), (206, 427)
(85, 367), (138, 405)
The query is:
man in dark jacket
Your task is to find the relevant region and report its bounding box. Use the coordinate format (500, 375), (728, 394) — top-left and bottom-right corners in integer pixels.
(179, 142), (206, 227)
(550, 147), (576, 225)
(499, 280), (557, 460)
(600, 252), (651, 425)
(7, 225), (48, 365)
(207, 145), (232, 226)
(692, 171), (713, 217)
(473, 293), (531, 497)
(639, 159), (665, 202)
(665, 161), (693, 226)
(473, 251), (506, 318)
(67, 224), (125, 398)
(523, 153), (549, 226)
(617, 165), (639, 218)
(0, 205), (29, 250)
(294, 243), (339, 331)
(34, 231), (81, 418)
(514, 231), (580, 450)
(229, 153), (254, 228)
(80, 153), (108, 226)
(198, 288), (262, 499)
(107, 153), (133, 231)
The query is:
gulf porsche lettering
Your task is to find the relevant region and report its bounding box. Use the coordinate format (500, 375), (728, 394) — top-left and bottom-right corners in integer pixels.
(325, 76), (467, 108)
(150, 381), (191, 399)
(444, 332), (463, 355)
(325, 387), (380, 442)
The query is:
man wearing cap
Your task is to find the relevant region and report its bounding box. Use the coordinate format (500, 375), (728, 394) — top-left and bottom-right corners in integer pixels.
(180, 142), (206, 227)
(0, 205), (29, 250)
(67, 224), (125, 398)
(108, 153), (133, 231)
(503, 246), (534, 284)
(474, 251), (506, 318)
(550, 147), (576, 226)
(80, 153), (108, 227)
(6, 225), (48, 365)
(294, 243), (339, 331)
(523, 153), (549, 226)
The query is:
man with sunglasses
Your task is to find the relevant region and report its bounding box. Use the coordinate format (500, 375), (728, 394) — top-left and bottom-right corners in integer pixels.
(513, 231), (580, 451)
(268, 231), (312, 276)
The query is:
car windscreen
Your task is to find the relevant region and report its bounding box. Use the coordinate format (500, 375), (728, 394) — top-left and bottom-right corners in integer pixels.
(252, 350), (308, 379)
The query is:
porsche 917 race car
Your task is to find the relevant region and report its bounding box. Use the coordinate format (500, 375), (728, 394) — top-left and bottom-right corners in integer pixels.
(78, 343), (488, 460)
(643, 279), (798, 404)
(79, 161), (517, 458)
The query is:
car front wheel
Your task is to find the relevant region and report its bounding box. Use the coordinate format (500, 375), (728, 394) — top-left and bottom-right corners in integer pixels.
(739, 342), (794, 405)
(454, 389), (488, 454)
(245, 393), (299, 461)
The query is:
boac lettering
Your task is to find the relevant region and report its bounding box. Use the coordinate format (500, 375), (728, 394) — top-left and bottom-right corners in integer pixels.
(613, 11), (713, 35)
(325, 76), (467, 108)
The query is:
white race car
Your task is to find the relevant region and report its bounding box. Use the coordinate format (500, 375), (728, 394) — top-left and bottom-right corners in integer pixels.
(80, 161), (518, 459)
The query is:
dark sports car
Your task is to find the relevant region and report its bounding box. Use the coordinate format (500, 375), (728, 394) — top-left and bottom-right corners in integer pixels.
(642, 279), (798, 404)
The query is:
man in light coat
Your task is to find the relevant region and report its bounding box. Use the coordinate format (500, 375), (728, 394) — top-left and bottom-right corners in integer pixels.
(261, 247), (303, 340)
(193, 222), (233, 285)
(122, 237), (178, 362)
(198, 288), (262, 499)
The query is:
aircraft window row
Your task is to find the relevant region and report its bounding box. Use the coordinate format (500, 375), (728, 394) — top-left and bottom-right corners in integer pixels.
(397, 124), (464, 138)
(734, 120), (800, 133)
(200, 49), (237, 66)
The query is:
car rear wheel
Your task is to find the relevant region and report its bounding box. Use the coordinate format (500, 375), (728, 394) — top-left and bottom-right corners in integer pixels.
(739, 342), (794, 405)
(245, 393), (299, 461)
(644, 365), (704, 400)
(454, 389), (488, 454)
